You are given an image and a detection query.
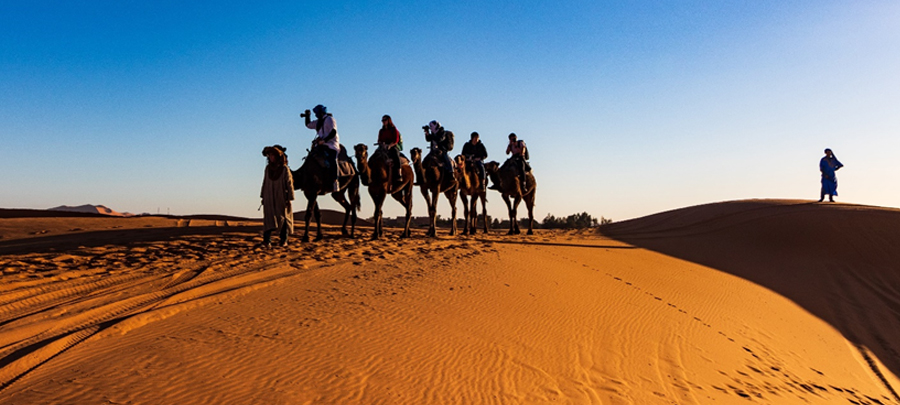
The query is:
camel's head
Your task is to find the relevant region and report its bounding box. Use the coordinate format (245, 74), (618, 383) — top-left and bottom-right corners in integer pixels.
(410, 147), (422, 163)
(454, 155), (467, 173)
(353, 143), (368, 159)
(484, 161), (500, 175)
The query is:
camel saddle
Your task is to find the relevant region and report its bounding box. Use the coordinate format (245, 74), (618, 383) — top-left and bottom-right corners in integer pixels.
(308, 145), (356, 177)
(424, 149), (456, 171)
(374, 146), (410, 167)
(502, 156), (531, 172)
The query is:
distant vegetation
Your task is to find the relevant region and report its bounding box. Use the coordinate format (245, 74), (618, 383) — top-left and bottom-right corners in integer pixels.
(375, 212), (611, 230)
(541, 212), (612, 229)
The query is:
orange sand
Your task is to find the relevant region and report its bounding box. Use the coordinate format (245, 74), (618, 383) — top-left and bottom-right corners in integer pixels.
(1, 200), (898, 404)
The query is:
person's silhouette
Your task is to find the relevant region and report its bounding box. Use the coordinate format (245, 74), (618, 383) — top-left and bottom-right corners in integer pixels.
(818, 148), (843, 203)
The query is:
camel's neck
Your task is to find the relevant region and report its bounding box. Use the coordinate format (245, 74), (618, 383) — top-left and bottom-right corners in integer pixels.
(355, 154), (370, 185)
(413, 158), (425, 185)
(355, 154), (369, 176)
(487, 170), (500, 189)
(456, 165), (469, 190)
(368, 153), (390, 184)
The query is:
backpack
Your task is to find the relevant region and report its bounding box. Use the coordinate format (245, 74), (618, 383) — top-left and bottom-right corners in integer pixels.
(443, 130), (454, 151)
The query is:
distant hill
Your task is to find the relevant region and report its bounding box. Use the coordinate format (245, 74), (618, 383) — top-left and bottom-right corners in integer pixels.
(0, 208), (113, 219)
(49, 204), (131, 217)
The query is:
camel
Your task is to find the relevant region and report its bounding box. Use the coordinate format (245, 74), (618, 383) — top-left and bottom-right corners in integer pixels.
(485, 159), (537, 235)
(354, 144), (415, 239)
(454, 155), (489, 235)
(410, 147), (458, 237)
(291, 147), (360, 242)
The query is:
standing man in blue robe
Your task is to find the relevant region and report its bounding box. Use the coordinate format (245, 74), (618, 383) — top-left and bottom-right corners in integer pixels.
(819, 148), (843, 202)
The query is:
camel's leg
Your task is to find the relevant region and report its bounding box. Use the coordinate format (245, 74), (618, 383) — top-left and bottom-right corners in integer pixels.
(403, 189), (413, 238)
(391, 186), (413, 238)
(418, 187), (431, 237)
(525, 192), (535, 235)
(512, 196), (522, 235)
(460, 193), (470, 235)
(469, 193), (478, 235)
(480, 194), (489, 234)
(349, 178), (359, 237)
(332, 190), (352, 237)
(371, 192), (385, 240)
(429, 188), (440, 237)
(303, 196), (316, 242)
(502, 195), (515, 235)
(465, 193), (476, 235)
(314, 203), (324, 241)
(446, 188), (458, 236)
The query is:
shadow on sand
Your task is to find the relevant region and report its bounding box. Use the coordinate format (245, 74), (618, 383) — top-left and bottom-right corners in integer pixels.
(0, 226), (262, 256)
(476, 238), (637, 250)
(601, 199), (900, 400)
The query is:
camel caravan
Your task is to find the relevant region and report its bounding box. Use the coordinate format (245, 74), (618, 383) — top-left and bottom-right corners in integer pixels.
(259, 104), (536, 247)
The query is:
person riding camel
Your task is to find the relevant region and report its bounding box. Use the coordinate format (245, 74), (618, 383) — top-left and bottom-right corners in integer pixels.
(423, 120), (454, 175)
(505, 132), (528, 191)
(304, 104), (341, 192)
(378, 115), (403, 186)
(461, 131), (488, 191)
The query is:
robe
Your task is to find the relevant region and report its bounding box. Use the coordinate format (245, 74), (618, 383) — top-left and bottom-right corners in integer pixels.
(820, 157), (843, 196)
(261, 165), (295, 233)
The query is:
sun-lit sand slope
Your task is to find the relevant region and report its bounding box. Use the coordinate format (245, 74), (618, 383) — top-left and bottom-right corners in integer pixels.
(1, 200), (899, 404)
(602, 199), (900, 403)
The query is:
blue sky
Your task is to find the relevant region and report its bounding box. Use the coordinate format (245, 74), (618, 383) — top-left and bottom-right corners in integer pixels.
(2, 1), (898, 221)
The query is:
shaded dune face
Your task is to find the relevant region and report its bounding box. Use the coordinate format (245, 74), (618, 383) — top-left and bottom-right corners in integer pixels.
(603, 199), (900, 396)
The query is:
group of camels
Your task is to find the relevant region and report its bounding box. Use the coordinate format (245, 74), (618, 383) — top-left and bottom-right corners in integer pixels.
(290, 144), (536, 241)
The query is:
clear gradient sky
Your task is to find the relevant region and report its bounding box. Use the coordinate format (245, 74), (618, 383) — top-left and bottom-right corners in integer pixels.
(2, 1), (898, 222)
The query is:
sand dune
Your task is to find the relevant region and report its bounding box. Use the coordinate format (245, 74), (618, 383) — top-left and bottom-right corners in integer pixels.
(1, 200), (898, 404)
(603, 199), (900, 402)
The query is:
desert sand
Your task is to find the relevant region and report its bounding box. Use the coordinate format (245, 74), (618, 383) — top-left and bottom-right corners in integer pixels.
(1, 199), (899, 404)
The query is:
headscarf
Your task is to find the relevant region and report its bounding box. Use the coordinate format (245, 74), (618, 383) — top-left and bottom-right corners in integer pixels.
(429, 120), (441, 134)
(263, 146), (287, 180)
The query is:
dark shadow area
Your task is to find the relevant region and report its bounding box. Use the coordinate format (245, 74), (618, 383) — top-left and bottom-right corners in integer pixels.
(0, 226), (261, 256)
(477, 238), (637, 250)
(601, 200), (900, 397)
